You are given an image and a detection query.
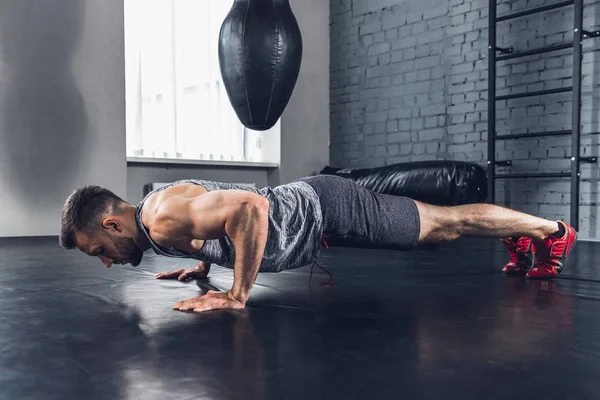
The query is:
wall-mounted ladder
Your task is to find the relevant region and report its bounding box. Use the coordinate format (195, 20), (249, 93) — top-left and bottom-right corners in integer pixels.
(487, 0), (599, 230)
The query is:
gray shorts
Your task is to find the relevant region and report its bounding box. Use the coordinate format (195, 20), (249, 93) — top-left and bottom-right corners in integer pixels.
(295, 175), (421, 251)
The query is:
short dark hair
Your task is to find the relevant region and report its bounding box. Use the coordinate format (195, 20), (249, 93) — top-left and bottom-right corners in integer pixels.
(60, 185), (126, 249)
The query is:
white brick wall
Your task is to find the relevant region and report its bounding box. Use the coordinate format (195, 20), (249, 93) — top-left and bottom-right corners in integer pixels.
(330, 0), (600, 240)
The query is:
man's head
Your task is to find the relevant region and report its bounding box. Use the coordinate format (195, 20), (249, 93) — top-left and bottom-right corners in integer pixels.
(60, 186), (146, 267)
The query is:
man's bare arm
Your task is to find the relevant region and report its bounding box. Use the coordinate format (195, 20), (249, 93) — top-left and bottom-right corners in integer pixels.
(222, 194), (269, 304)
(150, 189), (269, 306)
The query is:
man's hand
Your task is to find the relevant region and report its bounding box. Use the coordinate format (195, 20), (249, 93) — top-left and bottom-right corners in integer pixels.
(154, 262), (211, 281)
(172, 290), (245, 312)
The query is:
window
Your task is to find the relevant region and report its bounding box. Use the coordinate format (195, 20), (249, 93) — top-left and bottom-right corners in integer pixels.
(124, 0), (280, 166)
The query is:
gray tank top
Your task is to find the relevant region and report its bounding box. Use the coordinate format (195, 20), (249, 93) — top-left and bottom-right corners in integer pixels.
(135, 179), (324, 272)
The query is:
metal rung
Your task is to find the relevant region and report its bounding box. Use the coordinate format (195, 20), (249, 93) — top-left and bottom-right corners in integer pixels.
(494, 160), (513, 166)
(495, 130), (571, 140)
(496, 0), (574, 21)
(495, 87), (572, 101)
(496, 43), (571, 61)
(581, 156), (598, 163)
(583, 30), (600, 38)
(495, 46), (513, 54)
(494, 173), (570, 179)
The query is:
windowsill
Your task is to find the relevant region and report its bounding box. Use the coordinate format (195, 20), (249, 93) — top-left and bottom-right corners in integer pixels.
(127, 156), (279, 169)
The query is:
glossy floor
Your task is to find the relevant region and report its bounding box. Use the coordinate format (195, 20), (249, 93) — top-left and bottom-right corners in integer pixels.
(1, 236), (600, 400)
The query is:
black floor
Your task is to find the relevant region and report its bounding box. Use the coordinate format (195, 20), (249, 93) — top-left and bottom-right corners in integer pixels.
(1, 236), (600, 400)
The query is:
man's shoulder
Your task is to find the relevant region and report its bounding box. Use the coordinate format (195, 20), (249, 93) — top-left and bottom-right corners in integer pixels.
(140, 182), (208, 227)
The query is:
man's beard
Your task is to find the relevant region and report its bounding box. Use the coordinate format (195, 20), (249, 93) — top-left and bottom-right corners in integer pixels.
(115, 236), (143, 266)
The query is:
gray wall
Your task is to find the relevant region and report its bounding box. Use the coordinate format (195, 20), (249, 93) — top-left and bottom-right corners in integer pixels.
(0, 0), (127, 237)
(330, 0), (600, 240)
(271, 0), (331, 185)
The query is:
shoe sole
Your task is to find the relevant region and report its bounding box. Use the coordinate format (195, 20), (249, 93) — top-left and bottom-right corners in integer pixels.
(502, 268), (528, 276)
(563, 229), (578, 275)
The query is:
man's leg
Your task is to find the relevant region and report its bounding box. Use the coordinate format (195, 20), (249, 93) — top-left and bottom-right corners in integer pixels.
(298, 174), (575, 279)
(415, 201), (577, 278)
(415, 202), (559, 242)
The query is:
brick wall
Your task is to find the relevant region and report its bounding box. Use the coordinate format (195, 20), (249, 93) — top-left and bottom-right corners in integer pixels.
(330, 0), (600, 240)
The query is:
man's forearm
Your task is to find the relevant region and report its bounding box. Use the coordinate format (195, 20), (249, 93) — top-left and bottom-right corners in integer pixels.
(228, 198), (269, 304)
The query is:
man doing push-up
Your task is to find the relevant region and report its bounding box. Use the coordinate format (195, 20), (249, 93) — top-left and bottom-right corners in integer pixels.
(59, 175), (577, 312)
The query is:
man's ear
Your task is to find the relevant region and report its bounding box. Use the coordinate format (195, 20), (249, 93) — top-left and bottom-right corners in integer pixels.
(102, 217), (123, 233)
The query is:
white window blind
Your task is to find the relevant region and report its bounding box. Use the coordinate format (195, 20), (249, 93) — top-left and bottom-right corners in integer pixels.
(124, 0), (280, 165)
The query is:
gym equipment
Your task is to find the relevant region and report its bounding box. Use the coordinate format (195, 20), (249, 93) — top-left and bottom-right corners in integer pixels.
(218, 0), (303, 131)
(320, 160), (488, 206)
(487, 0), (599, 230)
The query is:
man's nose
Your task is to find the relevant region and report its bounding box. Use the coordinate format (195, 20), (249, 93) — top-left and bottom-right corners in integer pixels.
(99, 255), (112, 268)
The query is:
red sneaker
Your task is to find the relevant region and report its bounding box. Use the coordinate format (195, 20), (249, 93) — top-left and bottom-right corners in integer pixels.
(527, 221), (577, 279)
(501, 237), (534, 275)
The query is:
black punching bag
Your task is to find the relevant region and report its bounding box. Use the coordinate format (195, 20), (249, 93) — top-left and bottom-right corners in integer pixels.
(218, 0), (302, 131)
